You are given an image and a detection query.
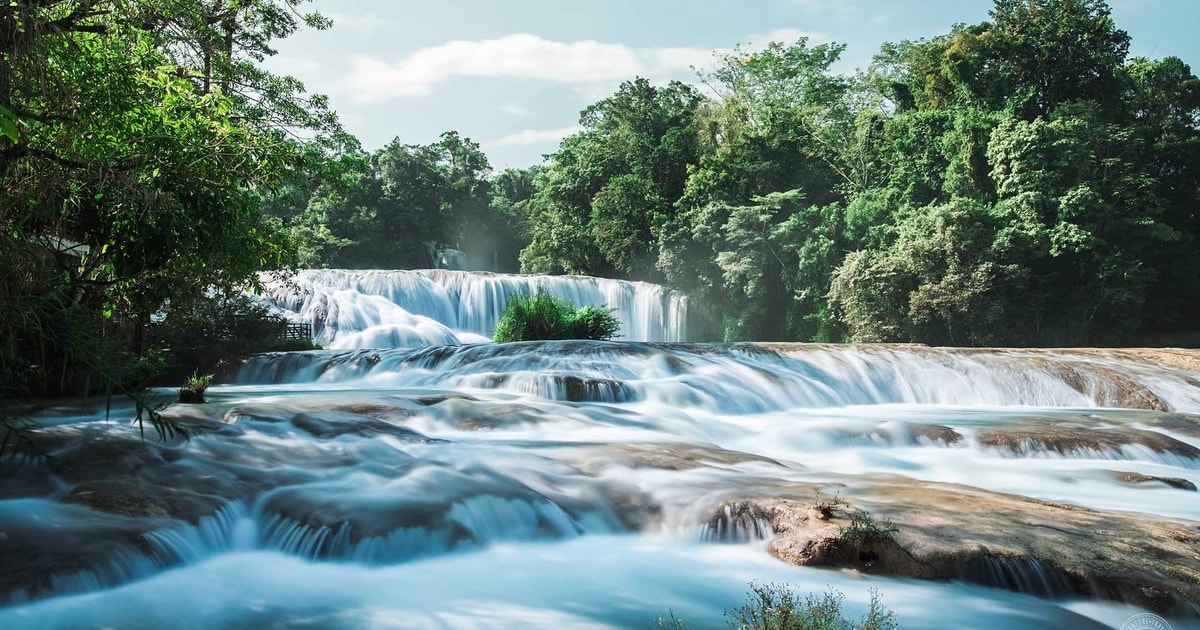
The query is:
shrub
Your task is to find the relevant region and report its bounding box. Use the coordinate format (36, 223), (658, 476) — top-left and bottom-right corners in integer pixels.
(655, 583), (898, 630)
(492, 290), (621, 342)
(149, 290), (307, 382)
(838, 509), (899, 545)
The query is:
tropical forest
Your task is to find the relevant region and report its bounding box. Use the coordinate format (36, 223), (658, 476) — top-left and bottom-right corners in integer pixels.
(2, 1), (1200, 628)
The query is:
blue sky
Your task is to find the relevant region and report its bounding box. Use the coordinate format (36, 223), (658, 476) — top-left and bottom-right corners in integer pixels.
(266, 0), (1200, 169)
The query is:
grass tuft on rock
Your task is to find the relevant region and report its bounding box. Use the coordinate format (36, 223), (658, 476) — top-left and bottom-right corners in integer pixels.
(493, 290), (620, 342)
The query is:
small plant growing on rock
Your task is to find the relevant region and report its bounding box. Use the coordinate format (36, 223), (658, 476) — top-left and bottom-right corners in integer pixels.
(812, 492), (848, 520)
(838, 509), (899, 544)
(178, 370), (213, 404)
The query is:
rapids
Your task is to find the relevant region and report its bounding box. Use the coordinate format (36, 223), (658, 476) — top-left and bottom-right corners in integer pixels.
(2, 271), (1199, 628)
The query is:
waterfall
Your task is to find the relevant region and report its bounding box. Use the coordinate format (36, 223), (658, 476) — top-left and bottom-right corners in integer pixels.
(256, 269), (688, 349)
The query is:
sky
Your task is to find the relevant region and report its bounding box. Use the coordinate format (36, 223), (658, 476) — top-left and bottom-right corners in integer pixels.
(265, 0), (1200, 170)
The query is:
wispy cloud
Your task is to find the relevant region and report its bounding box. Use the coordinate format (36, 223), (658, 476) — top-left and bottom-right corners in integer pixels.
(501, 103), (530, 116)
(325, 11), (387, 34)
(486, 125), (583, 148)
(345, 34), (714, 102)
(743, 28), (832, 48)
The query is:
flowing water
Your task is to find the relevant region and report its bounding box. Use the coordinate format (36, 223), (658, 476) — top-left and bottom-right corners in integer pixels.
(3, 271), (1200, 629)
(257, 269), (688, 347)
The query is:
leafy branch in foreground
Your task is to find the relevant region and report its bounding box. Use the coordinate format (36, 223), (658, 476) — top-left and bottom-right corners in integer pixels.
(655, 583), (898, 630)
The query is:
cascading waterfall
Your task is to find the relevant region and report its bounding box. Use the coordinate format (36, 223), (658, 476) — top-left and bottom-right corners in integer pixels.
(5, 317), (1200, 628)
(257, 269), (688, 348)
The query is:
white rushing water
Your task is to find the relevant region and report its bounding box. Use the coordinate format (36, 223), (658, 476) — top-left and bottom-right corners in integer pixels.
(257, 269), (688, 348)
(4, 278), (1200, 628)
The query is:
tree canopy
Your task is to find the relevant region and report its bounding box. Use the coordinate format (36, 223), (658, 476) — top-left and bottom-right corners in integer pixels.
(508, 0), (1200, 346)
(6, 0), (1200, 400)
(1, 0), (340, 395)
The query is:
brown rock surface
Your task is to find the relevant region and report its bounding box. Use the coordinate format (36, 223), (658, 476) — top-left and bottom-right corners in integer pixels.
(715, 480), (1200, 617)
(1111, 471), (1197, 491)
(976, 427), (1200, 458)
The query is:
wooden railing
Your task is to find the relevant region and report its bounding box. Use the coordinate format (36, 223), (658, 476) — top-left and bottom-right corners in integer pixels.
(283, 322), (313, 340)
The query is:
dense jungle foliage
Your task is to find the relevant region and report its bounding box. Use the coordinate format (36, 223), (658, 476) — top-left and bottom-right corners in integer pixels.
(3, 0), (1199, 400)
(492, 291), (621, 343)
(276, 0), (1200, 346)
(1, 0), (344, 397)
(505, 0), (1200, 346)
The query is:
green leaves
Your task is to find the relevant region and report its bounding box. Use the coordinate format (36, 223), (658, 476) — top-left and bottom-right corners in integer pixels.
(492, 291), (620, 343)
(0, 0), (337, 397)
(0, 103), (18, 143)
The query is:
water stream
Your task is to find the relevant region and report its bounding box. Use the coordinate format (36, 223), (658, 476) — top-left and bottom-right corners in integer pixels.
(2, 271), (1198, 629)
(257, 269), (688, 347)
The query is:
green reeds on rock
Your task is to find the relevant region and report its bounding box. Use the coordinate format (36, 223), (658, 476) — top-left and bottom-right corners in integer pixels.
(179, 370), (214, 404)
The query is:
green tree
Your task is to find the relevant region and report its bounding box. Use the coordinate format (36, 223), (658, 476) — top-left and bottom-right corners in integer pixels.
(520, 78), (703, 279)
(0, 0), (336, 395)
(660, 38), (856, 340)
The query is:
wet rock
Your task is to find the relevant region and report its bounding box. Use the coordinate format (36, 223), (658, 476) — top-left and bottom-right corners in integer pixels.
(831, 423), (963, 446)
(1112, 471), (1197, 491)
(421, 398), (548, 431)
(582, 443), (785, 473)
(1033, 360), (1169, 411)
(0, 502), (163, 603)
(51, 436), (171, 483)
(911, 423), (963, 444)
(256, 463), (566, 546)
(739, 481), (1200, 617)
(413, 394), (479, 406)
(156, 403), (231, 433)
(555, 375), (635, 403)
(1137, 412), (1200, 438)
(977, 427), (1200, 459)
(63, 480), (171, 519)
(223, 406), (291, 424)
(702, 502), (774, 543)
(597, 487), (662, 531)
(331, 404), (416, 423)
(289, 411), (436, 441)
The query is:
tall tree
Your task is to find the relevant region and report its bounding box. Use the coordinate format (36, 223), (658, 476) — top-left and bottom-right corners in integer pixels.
(0, 0), (336, 394)
(520, 78), (703, 279)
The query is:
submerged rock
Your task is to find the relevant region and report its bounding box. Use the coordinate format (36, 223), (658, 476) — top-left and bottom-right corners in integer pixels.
(976, 427), (1200, 459)
(63, 480), (171, 519)
(581, 443), (785, 472)
(1111, 471), (1197, 491)
(554, 375), (635, 402)
(289, 411), (434, 441)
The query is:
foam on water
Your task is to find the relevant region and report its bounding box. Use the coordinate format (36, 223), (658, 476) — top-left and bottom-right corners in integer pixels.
(258, 269), (687, 347)
(0, 538), (1150, 630)
(7, 325), (1200, 626)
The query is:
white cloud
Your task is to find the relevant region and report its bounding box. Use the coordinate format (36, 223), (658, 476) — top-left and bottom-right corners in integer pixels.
(345, 33), (714, 102)
(487, 125), (583, 148)
(501, 103), (530, 116)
